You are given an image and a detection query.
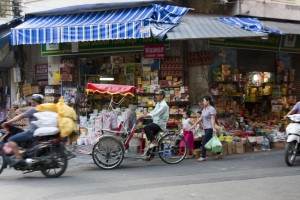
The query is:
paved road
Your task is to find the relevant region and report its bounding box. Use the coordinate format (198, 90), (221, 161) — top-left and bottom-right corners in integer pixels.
(0, 149), (299, 200)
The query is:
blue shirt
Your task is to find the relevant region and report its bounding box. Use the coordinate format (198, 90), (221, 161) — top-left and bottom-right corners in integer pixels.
(149, 100), (169, 132)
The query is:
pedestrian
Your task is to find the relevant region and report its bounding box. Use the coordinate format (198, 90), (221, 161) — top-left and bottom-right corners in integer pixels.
(193, 95), (222, 161)
(181, 110), (196, 158)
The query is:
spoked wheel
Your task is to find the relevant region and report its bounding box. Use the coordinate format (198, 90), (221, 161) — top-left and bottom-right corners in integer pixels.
(285, 141), (297, 166)
(92, 136), (124, 169)
(158, 133), (187, 164)
(0, 152), (7, 175)
(41, 149), (68, 178)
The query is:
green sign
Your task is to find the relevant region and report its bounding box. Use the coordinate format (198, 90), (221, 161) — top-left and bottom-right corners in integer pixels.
(41, 38), (169, 56)
(209, 35), (300, 53)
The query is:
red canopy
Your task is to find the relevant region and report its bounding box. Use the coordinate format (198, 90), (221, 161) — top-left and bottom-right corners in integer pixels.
(86, 83), (135, 97)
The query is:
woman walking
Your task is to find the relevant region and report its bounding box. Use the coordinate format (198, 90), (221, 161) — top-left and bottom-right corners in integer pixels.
(193, 95), (222, 161)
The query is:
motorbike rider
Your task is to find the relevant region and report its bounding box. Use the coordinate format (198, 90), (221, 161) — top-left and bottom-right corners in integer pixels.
(1, 94), (44, 165)
(141, 90), (169, 156)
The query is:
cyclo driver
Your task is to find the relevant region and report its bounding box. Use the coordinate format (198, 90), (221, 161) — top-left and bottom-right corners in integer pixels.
(1, 94), (44, 166)
(141, 90), (169, 157)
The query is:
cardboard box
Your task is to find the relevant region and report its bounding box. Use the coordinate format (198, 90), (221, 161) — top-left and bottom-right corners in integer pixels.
(206, 150), (214, 157)
(247, 136), (257, 144)
(232, 142), (236, 154)
(270, 142), (286, 149)
(254, 144), (263, 151)
(236, 142), (245, 154)
(31, 86), (41, 94)
(222, 142), (228, 156)
(227, 142), (233, 155)
(245, 142), (254, 152)
(22, 84), (33, 96)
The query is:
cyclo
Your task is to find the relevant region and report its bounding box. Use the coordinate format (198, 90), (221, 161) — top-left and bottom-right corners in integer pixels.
(83, 83), (187, 169)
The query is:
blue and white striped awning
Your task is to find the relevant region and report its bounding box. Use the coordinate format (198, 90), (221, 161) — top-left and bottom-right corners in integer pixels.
(218, 17), (282, 34)
(11, 4), (190, 45)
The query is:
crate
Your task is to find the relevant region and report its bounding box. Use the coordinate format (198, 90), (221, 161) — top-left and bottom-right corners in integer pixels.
(270, 142), (286, 149)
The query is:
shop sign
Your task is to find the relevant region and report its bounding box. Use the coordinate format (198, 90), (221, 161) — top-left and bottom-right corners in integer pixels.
(41, 38), (169, 56)
(46, 43), (59, 50)
(60, 64), (73, 82)
(48, 64), (60, 85)
(35, 64), (48, 81)
(209, 35), (300, 53)
(144, 44), (165, 59)
(61, 82), (77, 103)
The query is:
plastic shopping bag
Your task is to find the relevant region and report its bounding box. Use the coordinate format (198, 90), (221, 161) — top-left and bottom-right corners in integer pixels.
(205, 135), (223, 153)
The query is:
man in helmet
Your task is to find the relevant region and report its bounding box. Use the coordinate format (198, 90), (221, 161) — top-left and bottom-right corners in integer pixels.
(1, 94), (44, 165)
(141, 90), (169, 156)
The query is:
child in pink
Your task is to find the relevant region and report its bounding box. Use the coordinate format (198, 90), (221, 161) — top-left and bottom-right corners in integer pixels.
(182, 110), (196, 158)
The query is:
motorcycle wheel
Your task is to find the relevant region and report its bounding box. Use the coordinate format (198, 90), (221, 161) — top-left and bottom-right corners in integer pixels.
(41, 150), (68, 178)
(0, 152), (7, 174)
(285, 141), (297, 166)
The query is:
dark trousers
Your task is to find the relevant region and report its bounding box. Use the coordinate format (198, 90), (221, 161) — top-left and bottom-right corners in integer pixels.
(144, 123), (161, 142)
(201, 128), (213, 158)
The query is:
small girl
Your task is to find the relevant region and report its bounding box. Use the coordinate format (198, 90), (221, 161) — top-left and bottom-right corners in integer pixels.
(182, 110), (197, 158)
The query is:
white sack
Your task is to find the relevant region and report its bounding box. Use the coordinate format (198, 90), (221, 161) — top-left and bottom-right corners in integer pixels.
(34, 111), (58, 120)
(31, 117), (58, 127)
(34, 127), (59, 137)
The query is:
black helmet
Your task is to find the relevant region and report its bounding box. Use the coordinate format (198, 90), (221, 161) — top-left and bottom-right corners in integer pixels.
(31, 94), (44, 103)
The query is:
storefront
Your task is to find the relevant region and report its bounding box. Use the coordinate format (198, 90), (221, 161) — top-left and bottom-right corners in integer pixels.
(10, 6), (300, 155)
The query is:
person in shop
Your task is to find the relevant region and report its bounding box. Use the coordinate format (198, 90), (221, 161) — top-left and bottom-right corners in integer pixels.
(192, 95), (222, 161)
(284, 101), (300, 119)
(1, 94), (44, 166)
(141, 90), (169, 156)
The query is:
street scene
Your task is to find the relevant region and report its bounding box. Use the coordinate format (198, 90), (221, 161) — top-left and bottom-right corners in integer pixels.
(1, 0), (300, 199)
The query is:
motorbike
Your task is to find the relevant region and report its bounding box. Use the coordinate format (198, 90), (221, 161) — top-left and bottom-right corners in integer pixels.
(0, 124), (69, 178)
(285, 114), (300, 166)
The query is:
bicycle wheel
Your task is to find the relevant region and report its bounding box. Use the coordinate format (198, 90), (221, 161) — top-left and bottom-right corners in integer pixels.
(92, 135), (124, 169)
(158, 133), (187, 164)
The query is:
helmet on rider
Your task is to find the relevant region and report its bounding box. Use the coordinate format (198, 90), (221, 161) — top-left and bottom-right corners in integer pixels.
(31, 94), (44, 104)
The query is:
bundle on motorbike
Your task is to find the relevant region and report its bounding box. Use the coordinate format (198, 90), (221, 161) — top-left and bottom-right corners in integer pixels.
(285, 114), (300, 166)
(0, 97), (78, 178)
(0, 124), (70, 178)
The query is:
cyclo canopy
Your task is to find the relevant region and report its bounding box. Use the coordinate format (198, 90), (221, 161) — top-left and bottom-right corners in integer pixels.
(86, 83), (135, 97)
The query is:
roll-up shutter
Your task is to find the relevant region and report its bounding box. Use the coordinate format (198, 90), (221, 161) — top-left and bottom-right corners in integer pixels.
(237, 49), (276, 72)
(292, 54), (300, 101)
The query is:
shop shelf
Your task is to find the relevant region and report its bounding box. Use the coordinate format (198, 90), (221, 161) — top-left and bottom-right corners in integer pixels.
(167, 101), (190, 105)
